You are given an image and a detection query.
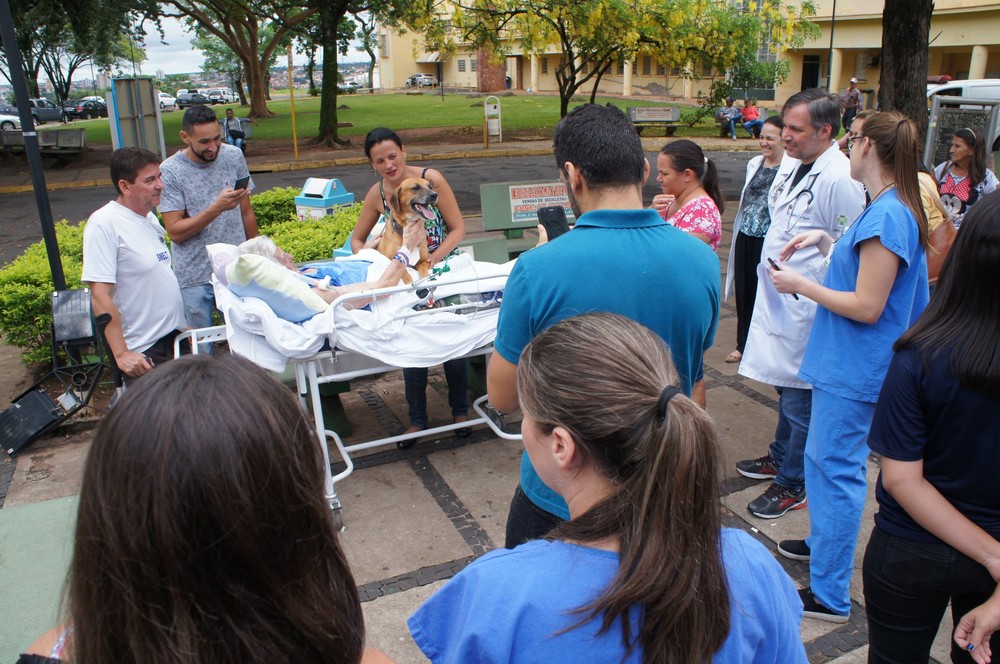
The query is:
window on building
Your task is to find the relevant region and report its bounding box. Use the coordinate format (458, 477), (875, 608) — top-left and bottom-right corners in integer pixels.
(642, 56), (651, 76)
(458, 59), (466, 73)
(379, 34), (388, 59)
(471, 58), (477, 72)
(671, 66), (681, 76)
(618, 59), (625, 75)
(541, 57), (548, 74)
(702, 62), (712, 77)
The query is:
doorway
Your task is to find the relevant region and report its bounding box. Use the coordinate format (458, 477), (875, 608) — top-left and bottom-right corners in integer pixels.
(802, 55), (821, 90)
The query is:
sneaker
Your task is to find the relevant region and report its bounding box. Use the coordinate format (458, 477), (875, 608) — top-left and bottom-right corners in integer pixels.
(799, 588), (849, 623)
(747, 483), (807, 519)
(778, 539), (811, 561)
(736, 454), (780, 480)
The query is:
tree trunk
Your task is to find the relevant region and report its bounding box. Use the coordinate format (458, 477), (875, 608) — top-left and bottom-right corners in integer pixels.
(589, 61), (613, 104)
(307, 48), (317, 96)
(264, 69), (271, 101)
(313, 0), (351, 147)
(245, 58), (275, 118)
(880, 0), (933, 134)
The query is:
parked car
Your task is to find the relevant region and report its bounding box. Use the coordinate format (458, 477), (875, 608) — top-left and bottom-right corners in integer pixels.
(81, 95), (106, 104)
(0, 113), (20, 131)
(65, 99), (108, 120)
(338, 81), (363, 94)
(207, 88), (236, 104)
(158, 92), (177, 110)
(405, 73), (438, 88)
(28, 98), (66, 124)
(176, 92), (210, 108)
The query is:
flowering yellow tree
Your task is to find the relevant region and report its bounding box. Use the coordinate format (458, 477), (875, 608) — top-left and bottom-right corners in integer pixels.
(413, 0), (817, 117)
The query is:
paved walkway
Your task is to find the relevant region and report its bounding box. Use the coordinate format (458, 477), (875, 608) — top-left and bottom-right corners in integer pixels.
(0, 139), (954, 663)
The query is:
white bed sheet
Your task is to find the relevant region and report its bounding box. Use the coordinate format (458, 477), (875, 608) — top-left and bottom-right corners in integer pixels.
(214, 252), (514, 372)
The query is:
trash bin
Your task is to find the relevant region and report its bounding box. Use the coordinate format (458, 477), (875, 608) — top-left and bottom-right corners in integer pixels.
(294, 178), (355, 220)
(505, 76), (512, 89)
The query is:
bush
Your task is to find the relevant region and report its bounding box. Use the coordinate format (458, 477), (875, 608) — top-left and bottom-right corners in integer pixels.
(252, 186), (300, 233)
(266, 203), (361, 261)
(0, 196), (363, 367)
(0, 221), (85, 365)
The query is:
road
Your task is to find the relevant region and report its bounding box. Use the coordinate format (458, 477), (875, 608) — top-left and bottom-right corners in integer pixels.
(0, 151), (754, 266)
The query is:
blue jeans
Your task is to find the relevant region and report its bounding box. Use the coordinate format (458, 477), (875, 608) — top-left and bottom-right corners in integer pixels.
(742, 119), (764, 137)
(403, 358), (468, 428)
(768, 386), (811, 491)
(225, 135), (245, 151)
(726, 118), (737, 137)
(180, 283), (216, 355)
(864, 525), (998, 663)
(804, 387), (875, 616)
(504, 484), (563, 548)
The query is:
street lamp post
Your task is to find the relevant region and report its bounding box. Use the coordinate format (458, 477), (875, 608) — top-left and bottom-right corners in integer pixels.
(827, 0), (838, 91)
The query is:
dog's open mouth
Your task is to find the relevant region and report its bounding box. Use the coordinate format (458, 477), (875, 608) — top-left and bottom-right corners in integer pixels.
(412, 203), (437, 221)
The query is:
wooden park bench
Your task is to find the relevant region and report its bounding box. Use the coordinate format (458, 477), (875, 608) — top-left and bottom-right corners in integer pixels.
(0, 128), (86, 157)
(628, 106), (682, 136)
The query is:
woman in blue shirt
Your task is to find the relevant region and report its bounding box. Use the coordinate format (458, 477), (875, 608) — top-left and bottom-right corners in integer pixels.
(863, 192), (1000, 663)
(767, 111), (930, 622)
(409, 313), (806, 663)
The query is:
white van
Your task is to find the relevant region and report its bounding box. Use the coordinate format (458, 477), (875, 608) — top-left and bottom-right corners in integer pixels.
(927, 79), (1000, 151)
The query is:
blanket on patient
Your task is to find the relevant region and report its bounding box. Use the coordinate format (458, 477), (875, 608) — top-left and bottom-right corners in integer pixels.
(207, 244), (513, 372)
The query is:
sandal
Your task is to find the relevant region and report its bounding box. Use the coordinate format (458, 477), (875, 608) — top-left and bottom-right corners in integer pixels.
(725, 350), (742, 363)
(398, 424), (426, 450)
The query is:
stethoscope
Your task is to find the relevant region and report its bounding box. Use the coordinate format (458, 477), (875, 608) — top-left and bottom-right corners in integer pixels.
(771, 171), (820, 234)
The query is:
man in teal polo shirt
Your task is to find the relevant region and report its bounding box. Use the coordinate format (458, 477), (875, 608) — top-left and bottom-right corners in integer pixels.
(487, 104), (721, 547)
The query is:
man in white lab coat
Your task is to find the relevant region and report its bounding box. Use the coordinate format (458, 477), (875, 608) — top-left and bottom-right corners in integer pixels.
(736, 89), (866, 522)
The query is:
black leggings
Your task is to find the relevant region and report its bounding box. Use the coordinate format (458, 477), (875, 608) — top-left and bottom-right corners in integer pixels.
(732, 231), (765, 353)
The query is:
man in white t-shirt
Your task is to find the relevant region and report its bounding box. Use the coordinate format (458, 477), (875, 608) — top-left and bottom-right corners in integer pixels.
(82, 148), (187, 378)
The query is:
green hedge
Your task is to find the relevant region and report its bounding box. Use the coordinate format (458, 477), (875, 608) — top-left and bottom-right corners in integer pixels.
(0, 188), (361, 367)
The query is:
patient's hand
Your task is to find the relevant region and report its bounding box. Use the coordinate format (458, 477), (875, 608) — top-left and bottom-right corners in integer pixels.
(364, 235), (382, 250)
(402, 221), (426, 251)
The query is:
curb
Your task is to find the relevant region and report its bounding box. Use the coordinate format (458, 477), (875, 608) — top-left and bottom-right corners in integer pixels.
(0, 140), (758, 195)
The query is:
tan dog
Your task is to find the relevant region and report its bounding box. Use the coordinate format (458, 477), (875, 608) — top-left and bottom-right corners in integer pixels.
(380, 177), (435, 283)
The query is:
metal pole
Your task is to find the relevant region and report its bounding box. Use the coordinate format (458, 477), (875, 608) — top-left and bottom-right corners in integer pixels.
(0, 0), (65, 290)
(827, 0), (837, 91)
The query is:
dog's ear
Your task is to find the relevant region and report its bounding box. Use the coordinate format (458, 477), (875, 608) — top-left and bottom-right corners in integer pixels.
(388, 187), (401, 214)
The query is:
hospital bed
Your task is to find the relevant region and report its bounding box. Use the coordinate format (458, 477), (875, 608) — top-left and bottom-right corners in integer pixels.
(176, 253), (521, 528)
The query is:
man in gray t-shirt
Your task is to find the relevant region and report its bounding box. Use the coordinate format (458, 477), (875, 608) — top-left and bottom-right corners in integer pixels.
(160, 104), (258, 332)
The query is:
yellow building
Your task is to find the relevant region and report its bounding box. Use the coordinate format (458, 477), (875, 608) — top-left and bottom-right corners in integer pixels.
(378, 1), (1000, 107)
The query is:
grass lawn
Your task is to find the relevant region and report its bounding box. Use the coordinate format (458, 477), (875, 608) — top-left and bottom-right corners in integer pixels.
(66, 92), (722, 146)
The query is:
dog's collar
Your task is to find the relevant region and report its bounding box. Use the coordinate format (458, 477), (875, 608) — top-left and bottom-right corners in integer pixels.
(390, 218), (405, 235)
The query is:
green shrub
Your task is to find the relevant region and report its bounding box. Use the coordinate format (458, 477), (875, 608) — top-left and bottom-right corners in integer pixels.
(251, 186), (300, 233)
(0, 221), (86, 365)
(0, 197), (362, 367)
(265, 203), (361, 261)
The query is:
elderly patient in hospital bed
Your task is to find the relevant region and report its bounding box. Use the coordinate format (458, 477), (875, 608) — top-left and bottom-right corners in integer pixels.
(239, 220), (425, 306)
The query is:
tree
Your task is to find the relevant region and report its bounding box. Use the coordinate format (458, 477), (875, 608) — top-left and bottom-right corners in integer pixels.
(426, 0), (818, 117)
(352, 11), (378, 89)
(191, 30), (245, 100)
(1, 0), (155, 98)
(159, 0), (315, 117)
(879, 0), (933, 132)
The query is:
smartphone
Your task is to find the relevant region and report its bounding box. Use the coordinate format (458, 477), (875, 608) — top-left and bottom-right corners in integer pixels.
(766, 257), (799, 300)
(233, 175), (251, 190)
(537, 206), (571, 240)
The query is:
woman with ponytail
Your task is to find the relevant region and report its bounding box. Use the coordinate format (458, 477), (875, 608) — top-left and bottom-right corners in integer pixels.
(653, 139), (725, 251)
(767, 111), (931, 622)
(408, 312), (806, 663)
